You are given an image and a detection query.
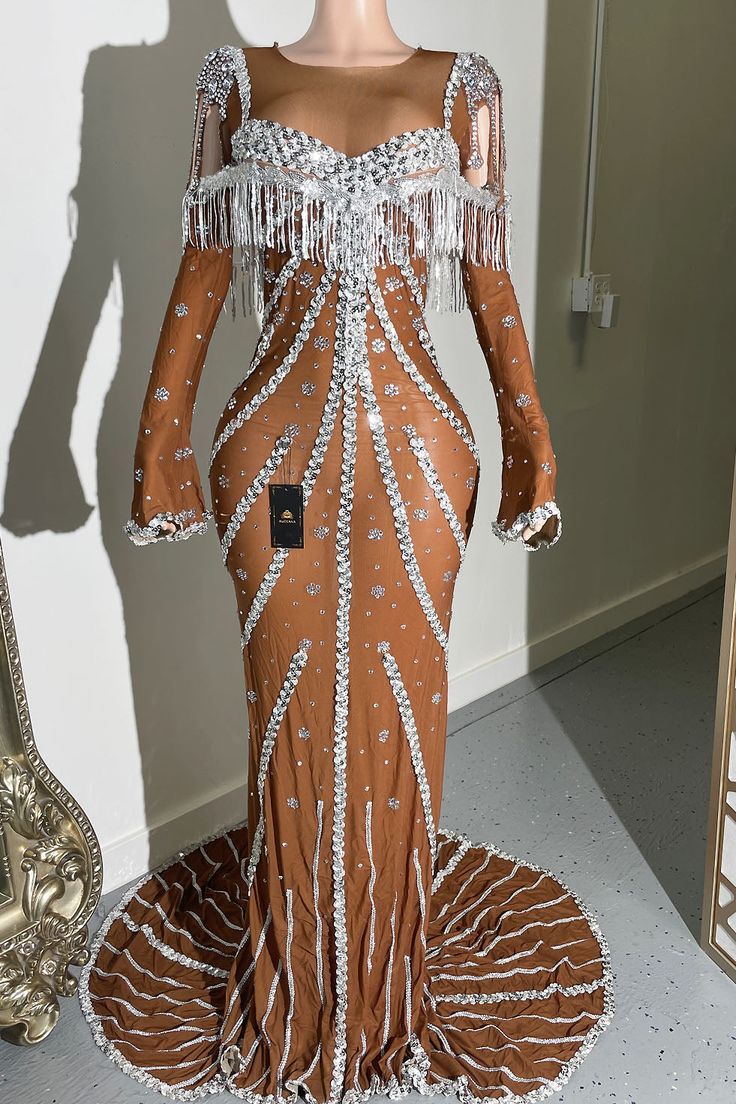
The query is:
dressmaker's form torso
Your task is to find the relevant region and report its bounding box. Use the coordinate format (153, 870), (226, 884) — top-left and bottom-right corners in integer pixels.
(77, 41), (613, 1104)
(245, 45), (455, 157)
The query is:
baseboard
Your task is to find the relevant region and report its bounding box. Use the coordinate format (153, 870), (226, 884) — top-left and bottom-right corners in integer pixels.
(448, 549), (726, 713)
(101, 549), (725, 894)
(101, 779), (247, 895)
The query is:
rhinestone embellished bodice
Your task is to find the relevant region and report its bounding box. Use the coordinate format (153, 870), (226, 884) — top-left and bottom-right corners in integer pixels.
(232, 119), (460, 182)
(182, 45), (512, 314)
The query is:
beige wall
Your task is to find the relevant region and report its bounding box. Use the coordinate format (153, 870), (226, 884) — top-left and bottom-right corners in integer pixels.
(533, 0), (735, 634)
(1, 1), (732, 891)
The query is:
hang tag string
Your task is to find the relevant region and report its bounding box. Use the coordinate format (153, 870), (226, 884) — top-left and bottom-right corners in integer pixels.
(281, 437), (293, 485)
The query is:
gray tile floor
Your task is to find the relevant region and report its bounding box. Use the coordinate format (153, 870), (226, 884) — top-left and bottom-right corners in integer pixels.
(3, 578), (735, 1104)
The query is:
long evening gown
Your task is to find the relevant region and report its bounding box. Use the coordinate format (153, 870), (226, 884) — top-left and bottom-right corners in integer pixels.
(78, 42), (613, 1103)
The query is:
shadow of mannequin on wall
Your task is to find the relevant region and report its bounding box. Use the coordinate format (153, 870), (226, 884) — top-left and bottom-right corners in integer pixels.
(1, 2), (256, 870)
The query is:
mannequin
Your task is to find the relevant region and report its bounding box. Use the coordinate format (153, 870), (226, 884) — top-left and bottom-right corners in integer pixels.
(276, 0), (417, 68)
(158, 0), (549, 542)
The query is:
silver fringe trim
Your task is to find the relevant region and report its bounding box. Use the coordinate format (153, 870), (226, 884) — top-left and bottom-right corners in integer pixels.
(181, 161), (512, 317)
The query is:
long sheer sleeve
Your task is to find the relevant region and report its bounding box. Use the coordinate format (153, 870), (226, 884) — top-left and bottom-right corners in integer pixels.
(124, 49), (238, 546)
(451, 55), (561, 550)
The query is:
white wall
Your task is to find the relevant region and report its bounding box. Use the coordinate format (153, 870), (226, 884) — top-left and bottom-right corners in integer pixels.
(1, 1), (732, 893)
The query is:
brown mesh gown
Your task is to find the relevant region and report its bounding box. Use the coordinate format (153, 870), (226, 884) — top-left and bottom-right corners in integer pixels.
(79, 43), (613, 1103)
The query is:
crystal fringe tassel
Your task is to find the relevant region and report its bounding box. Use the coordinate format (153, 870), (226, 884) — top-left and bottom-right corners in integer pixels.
(181, 162), (512, 317)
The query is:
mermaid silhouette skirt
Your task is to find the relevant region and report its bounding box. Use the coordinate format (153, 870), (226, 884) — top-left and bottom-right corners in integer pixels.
(79, 253), (613, 1102)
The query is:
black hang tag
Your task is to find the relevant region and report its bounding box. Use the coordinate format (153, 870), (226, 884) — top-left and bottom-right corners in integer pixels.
(269, 484), (305, 548)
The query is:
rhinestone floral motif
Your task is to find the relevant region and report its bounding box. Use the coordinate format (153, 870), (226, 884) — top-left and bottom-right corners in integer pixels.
(358, 363), (450, 665)
(402, 426), (467, 560)
(239, 316), (344, 650)
(244, 641), (311, 892)
(515, 393), (532, 408)
(226, 254), (301, 401)
(154, 387), (169, 402)
(211, 268), (335, 468)
(379, 646), (437, 861)
(174, 302), (188, 317)
(368, 278), (480, 466)
(220, 428), (299, 562)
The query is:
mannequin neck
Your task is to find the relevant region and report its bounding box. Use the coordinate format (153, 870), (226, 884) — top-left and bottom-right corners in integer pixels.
(280, 0), (414, 65)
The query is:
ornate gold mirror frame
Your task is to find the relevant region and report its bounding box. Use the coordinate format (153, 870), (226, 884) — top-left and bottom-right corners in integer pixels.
(0, 537), (103, 1043)
(701, 455), (736, 983)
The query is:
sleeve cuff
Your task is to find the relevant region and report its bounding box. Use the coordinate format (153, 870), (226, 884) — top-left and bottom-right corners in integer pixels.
(492, 500), (562, 551)
(123, 508), (213, 547)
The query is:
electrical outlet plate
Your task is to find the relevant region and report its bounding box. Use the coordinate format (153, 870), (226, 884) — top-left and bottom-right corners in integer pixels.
(590, 274), (611, 313)
(571, 273), (613, 314)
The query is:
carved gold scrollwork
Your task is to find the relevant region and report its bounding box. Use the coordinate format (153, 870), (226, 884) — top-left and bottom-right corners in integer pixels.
(0, 538), (102, 1045)
(702, 460), (736, 983)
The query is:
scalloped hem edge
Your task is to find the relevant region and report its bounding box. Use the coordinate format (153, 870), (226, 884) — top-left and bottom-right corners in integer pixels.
(76, 817), (614, 1104)
(123, 509), (214, 547)
(492, 500), (562, 551)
